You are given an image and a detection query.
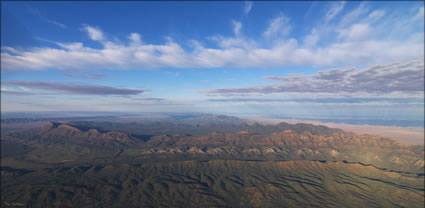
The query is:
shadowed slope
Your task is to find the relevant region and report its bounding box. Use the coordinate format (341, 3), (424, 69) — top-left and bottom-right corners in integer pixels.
(1, 160), (423, 208)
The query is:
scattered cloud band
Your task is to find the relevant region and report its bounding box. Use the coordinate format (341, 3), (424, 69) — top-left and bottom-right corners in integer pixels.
(3, 81), (144, 96)
(206, 60), (424, 96)
(1, 4), (423, 71)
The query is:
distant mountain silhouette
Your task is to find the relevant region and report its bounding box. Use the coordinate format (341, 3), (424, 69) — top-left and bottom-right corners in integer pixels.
(4, 122), (136, 147)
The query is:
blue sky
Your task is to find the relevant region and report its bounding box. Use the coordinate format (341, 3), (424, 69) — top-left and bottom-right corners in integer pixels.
(1, 1), (424, 126)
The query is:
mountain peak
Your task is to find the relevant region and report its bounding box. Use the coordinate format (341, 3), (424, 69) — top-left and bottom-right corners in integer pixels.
(46, 121), (62, 128)
(57, 124), (82, 132)
(38, 122), (135, 144)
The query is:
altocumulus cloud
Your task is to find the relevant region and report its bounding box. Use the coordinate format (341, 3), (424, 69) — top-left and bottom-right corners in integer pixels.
(205, 60), (424, 96)
(0, 4), (423, 71)
(2, 81), (144, 96)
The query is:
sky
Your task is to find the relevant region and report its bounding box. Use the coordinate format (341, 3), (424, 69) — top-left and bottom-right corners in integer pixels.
(1, 1), (424, 127)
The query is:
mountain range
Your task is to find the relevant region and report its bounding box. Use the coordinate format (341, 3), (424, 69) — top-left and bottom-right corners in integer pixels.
(1, 121), (424, 207)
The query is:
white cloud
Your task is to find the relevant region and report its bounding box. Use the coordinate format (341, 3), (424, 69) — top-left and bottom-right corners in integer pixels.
(325, 1), (345, 22)
(339, 2), (369, 26)
(243, 1), (253, 16)
(82, 25), (104, 41)
(232, 20), (243, 37)
(263, 13), (291, 38)
(47, 19), (67, 29)
(338, 23), (371, 40)
(1, 34), (422, 71)
(365, 10), (385, 23)
(26, 7), (67, 29)
(1, 4), (423, 71)
(57, 42), (84, 50)
(413, 6), (424, 21)
(128, 33), (142, 45)
(303, 29), (319, 47)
